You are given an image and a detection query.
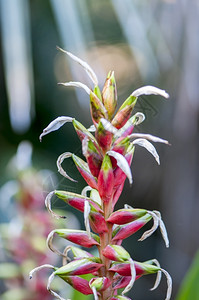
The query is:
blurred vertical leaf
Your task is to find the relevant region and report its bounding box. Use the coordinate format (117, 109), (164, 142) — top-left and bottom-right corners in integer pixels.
(176, 250), (199, 300)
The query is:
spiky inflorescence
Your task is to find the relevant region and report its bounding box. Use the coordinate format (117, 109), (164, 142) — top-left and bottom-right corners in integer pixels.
(30, 49), (172, 300)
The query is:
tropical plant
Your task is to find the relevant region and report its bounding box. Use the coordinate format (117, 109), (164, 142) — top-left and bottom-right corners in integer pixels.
(30, 49), (172, 300)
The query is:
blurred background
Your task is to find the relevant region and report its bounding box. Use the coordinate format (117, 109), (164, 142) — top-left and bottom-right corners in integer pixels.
(0, 0), (199, 299)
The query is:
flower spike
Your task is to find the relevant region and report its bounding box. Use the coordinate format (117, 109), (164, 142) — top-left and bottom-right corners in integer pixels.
(35, 50), (171, 300)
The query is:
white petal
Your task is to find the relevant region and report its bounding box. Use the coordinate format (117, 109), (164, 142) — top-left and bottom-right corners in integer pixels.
(81, 186), (92, 197)
(84, 200), (91, 239)
(100, 118), (118, 134)
(161, 268), (172, 300)
(133, 138), (160, 165)
(87, 124), (96, 132)
(90, 189), (102, 206)
(56, 152), (77, 182)
(107, 150), (132, 184)
(154, 211), (169, 248)
(139, 211), (159, 241)
(47, 273), (66, 300)
(29, 264), (54, 279)
(45, 191), (66, 220)
(130, 133), (169, 144)
(91, 287), (98, 300)
(57, 47), (98, 86)
(46, 230), (64, 257)
(122, 258), (136, 295)
(58, 81), (91, 95)
(39, 116), (74, 141)
(133, 112), (145, 125)
(131, 85), (169, 99)
(150, 259), (162, 291)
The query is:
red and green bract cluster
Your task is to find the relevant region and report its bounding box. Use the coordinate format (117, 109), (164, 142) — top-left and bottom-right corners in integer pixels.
(30, 50), (171, 300)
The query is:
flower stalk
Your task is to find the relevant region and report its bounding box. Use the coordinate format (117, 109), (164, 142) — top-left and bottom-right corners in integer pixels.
(30, 49), (172, 300)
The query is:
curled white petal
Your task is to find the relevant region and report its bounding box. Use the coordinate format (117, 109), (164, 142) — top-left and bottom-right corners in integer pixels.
(124, 204), (134, 209)
(82, 137), (88, 157)
(47, 273), (66, 300)
(100, 118), (118, 135)
(107, 150), (132, 184)
(81, 186), (92, 197)
(129, 133), (169, 144)
(58, 81), (91, 95)
(57, 47), (98, 86)
(46, 230), (65, 257)
(133, 112), (146, 125)
(122, 258), (136, 295)
(139, 211), (159, 241)
(87, 124), (96, 132)
(133, 138), (160, 165)
(150, 259), (162, 291)
(161, 268), (172, 300)
(45, 191), (66, 219)
(91, 287), (98, 300)
(154, 211), (169, 248)
(62, 246), (72, 265)
(56, 152), (77, 182)
(84, 200), (91, 239)
(39, 116), (74, 141)
(29, 264), (54, 279)
(131, 85), (169, 99)
(90, 189), (102, 206)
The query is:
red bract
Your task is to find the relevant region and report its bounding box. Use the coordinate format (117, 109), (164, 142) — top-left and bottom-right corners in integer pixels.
(60, 276), (93, 295)
(32, 51), (171, 300)
(97, 155), (114, 203)
(112, 214), (152, 241)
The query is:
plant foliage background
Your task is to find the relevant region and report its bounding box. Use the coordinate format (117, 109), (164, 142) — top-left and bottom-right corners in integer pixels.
(0, 0), (199, 299)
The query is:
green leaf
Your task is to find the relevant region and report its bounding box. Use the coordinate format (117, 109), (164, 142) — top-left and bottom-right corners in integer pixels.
(176, 250), (199, 300)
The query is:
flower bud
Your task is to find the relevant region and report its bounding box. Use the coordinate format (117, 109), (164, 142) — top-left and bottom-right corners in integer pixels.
(98, 155), (114, 203)
(102, 71), (117, 119)
(52, 229), (100, 248)
(109, 260), (160, 276)
(93, 85), (102, 102)
(95, 119), (114, 152)
(113, 144), (134, 188)
(90, 91), (108, 126)
(112, 275), (134, 290)
(72, 119), (98, 146)
(54, 257), (103, 276)
(111, 95), (137, 129)
(72, 154), (98, 189)
(70, 246), (93, 258)
(59, 275), (93, 295)
(89, 210), (108, 234)
(102, 245), (130, 262)
(107, 208), (147, 225)
(89, 277), (111, 292)
(54, 190), (102, 213)
(112, 214), (152, 241)
(85, 139), (103, 177)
